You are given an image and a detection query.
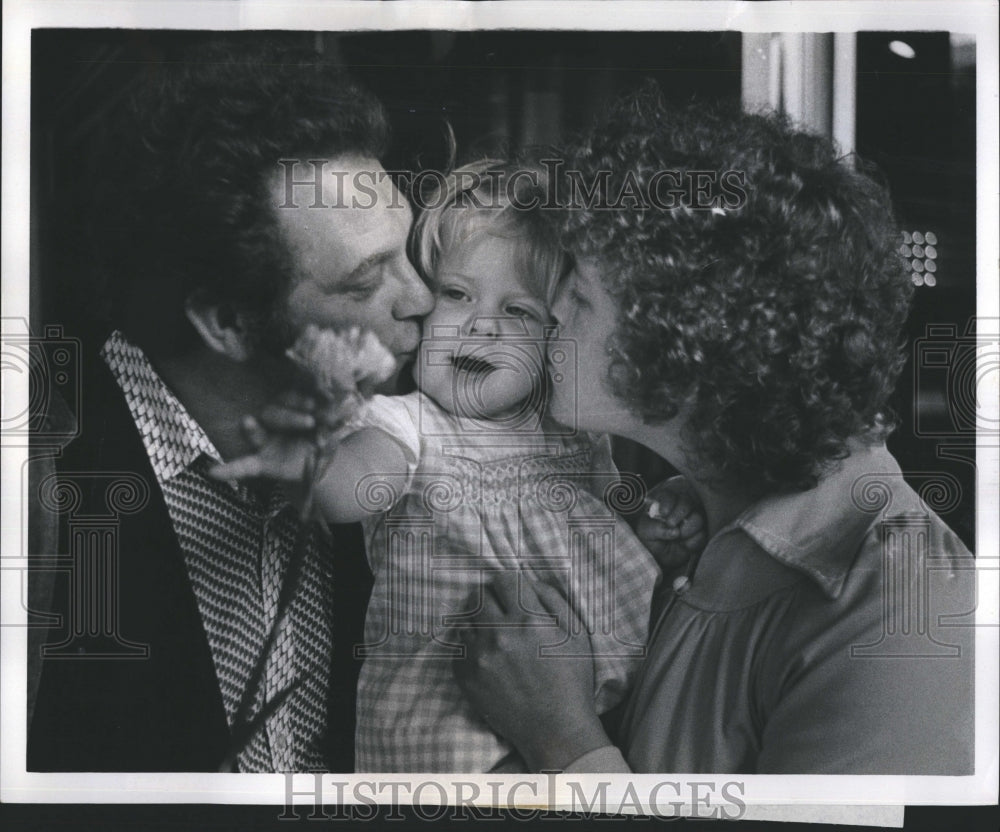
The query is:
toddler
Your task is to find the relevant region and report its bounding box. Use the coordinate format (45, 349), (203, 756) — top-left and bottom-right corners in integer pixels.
(214, 159), (703, 772)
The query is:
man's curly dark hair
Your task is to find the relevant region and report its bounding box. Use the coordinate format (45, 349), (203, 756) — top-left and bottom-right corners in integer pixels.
(562, 88), (913, 495)
(96, 37), (389, 358)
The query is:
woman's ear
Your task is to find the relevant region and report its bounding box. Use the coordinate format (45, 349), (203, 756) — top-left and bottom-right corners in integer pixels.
(183, 290), (254, 362)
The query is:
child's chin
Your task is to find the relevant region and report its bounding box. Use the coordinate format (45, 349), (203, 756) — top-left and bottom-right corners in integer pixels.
(546, 394), (574, 428)
(416, 369), (539, 421)
(476, 384), (541, 421)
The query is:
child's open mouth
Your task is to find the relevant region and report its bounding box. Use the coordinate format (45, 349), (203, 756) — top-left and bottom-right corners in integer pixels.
(452, 354), (497, 375)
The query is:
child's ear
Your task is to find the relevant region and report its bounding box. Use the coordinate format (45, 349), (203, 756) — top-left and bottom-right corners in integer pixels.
(184, 290), (254, 362)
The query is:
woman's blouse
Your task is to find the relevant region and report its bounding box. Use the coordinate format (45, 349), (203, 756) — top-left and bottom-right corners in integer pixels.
(613, 443), (975, 774)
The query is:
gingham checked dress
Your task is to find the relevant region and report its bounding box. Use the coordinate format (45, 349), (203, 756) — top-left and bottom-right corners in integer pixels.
(349, 393), (659, 772)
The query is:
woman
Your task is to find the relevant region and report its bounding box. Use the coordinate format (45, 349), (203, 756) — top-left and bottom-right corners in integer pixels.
(452, 91), (975, 774)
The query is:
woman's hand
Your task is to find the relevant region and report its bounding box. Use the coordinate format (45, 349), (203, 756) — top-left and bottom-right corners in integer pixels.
(452, 571), (612, 771)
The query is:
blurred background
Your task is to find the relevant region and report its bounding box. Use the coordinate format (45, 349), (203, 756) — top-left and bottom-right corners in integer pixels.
(30, 29), (977, 547)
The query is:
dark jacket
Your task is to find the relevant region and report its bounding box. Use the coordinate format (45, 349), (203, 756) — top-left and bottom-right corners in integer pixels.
(27, 349), (370, 771)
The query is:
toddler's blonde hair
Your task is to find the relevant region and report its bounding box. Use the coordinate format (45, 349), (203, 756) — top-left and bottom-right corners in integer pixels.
(410, 157), (565, 308)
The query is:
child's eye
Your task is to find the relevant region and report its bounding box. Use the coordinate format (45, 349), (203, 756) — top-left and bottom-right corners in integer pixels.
(505, 304), (538, 319)
(441, 287), (470, 302)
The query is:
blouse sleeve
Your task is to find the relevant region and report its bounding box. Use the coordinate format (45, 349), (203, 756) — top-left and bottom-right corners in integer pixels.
(755, 526), (975, 774)
(346, 394), (422, 489)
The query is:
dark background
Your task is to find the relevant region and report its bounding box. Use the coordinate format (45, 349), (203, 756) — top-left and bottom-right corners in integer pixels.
(30, 29), (977, 546)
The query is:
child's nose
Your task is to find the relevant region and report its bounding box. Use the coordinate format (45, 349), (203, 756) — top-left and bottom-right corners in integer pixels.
(467, 314), (529, 338)
(468, 315), (502, 338)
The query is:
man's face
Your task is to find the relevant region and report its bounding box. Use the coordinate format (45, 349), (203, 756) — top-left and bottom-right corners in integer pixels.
(272, 155), (433, 367)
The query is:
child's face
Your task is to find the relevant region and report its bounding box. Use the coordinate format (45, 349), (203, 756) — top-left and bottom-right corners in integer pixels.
(416, 233), (551, 420)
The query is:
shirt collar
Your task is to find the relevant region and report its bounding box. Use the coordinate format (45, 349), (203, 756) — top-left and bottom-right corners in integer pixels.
(100, 330), (224, 483)
(730, 441), (900, 600)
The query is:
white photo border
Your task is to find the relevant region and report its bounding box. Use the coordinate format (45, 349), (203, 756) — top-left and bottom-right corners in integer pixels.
(2, 0), (997, 818)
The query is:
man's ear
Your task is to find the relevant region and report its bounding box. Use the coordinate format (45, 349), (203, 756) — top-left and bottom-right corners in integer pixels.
(184, 291), (254, 362)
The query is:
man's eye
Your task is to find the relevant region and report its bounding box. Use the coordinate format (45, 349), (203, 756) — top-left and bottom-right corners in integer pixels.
(344, 282), (378, 299)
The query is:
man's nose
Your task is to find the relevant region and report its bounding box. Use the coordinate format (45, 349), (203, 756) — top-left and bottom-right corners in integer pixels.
(392, 260), (434, 319)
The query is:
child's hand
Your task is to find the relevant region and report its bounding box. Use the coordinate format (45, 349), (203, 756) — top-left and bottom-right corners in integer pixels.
(636, 476), (707, 573)
(209, 413), (314, 484)
(208, 391), (342, 485)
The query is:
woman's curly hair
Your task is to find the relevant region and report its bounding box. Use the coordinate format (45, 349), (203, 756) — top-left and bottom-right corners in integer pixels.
(561, 87), (913, 495)
(96, 37), (389, 358)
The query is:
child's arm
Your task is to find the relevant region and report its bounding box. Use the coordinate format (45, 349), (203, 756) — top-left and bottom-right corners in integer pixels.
(589, 434), (707, 564)
(306, 427), (412, 523)
(210, 407), (414, 524)
(636, 476), (708, 573)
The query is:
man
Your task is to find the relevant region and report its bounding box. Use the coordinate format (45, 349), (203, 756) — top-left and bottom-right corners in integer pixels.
(28, 39), (432, 772)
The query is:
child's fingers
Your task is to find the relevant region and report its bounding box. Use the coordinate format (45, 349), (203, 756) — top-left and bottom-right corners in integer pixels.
(274, 389), (317, 413)
(208, 456), (266, 482)
(241, 415), (270, 450)
(644, 496), (680, 523)
(660, 494), (692, 528)
(257, 404), (316, 432)
(682, 530), (709, 553)
(317, 400), (357, 430)
(637, 517), (681, 542)
(679, 512), (705, 537)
